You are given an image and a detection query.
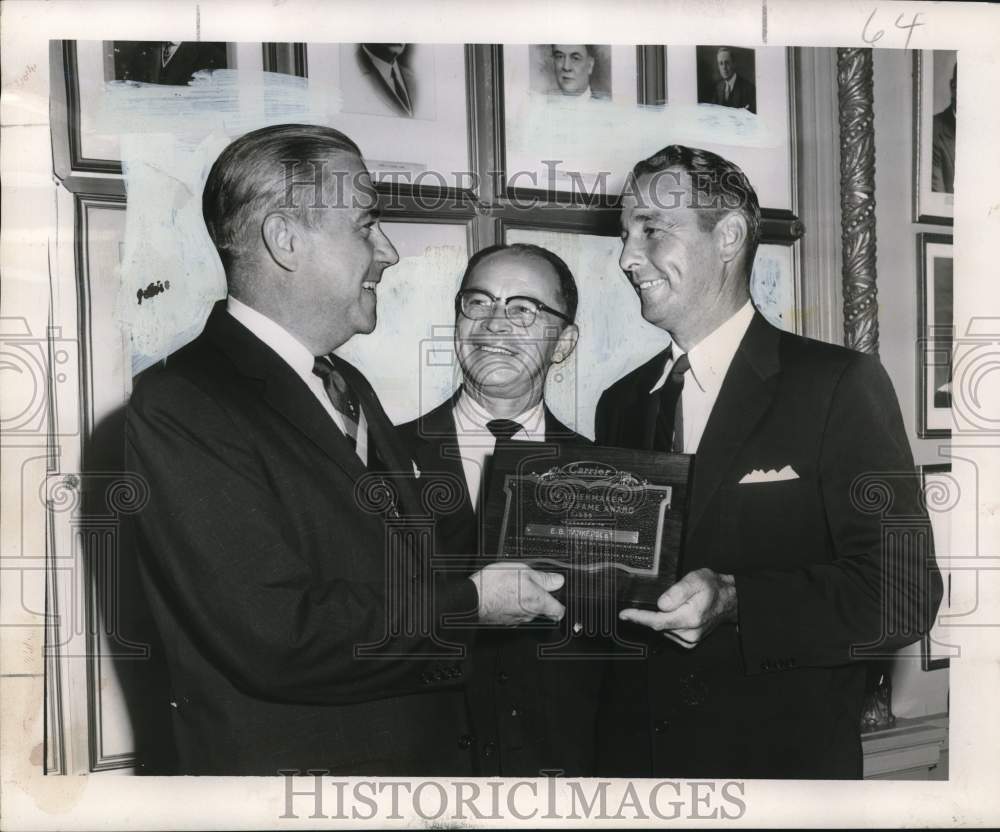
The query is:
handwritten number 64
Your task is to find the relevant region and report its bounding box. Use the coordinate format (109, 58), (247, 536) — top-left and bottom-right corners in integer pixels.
(862, 9), (925, 50)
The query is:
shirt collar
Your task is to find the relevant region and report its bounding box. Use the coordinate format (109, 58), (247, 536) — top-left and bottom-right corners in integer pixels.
(362, 46), (398, 85)
(649, 300), (755, 394)
(226, 295), (318, 380)
(454, 388), (546, 440)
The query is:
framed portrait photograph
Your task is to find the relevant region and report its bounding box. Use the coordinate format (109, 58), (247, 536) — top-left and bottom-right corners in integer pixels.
(56, 40), (261, 174)
(920, 463), (955, 671)
(292, 43), (471, 188)
(914, 50), (957, 224)
(917, 233), (953, 438)
(341, 44), (437, 120)
(529, 44), (613, 101)
(696, 44), (757, 114)
(502, 45), (794, 209)
(105, 41), (231, 85)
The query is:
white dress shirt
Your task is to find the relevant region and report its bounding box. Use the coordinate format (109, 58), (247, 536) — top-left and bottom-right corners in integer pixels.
(723, 74), (737, 99)
(450, 389), (545, 510)
(649, 301), (755, 454)
(226, 296), (368, 464)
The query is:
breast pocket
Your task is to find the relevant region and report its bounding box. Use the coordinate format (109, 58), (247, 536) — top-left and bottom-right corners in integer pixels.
(733, 475), (819, 566)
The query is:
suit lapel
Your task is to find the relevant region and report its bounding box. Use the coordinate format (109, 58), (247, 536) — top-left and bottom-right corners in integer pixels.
(687, 313), (781, 532)
(637, 350), (672, 451)
(204, 303), (368, 483)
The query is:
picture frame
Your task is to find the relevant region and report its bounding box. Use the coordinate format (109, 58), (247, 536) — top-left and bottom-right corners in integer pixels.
(636, 45), (667, 106)
(53, 40), (474, 203)
(498, 44), (799, 232)
(696, 45), (757, 114)
(275, 43), (475, 197)
(54, 40), (256, 176)
(917, 233), (953, 438)
(913, 50), (957, 225)
(920, 463), (954, 671)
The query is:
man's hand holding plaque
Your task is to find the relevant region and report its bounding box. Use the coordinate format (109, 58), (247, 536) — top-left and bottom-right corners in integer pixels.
(619, 568), (738, 647)
(471, 561), (567, 625)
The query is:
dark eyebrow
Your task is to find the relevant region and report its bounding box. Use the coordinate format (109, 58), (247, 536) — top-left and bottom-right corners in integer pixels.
(630, 210), (663, 224)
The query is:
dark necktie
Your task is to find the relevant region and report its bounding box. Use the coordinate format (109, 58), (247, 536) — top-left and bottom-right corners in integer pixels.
(390, 64), (413, 115)
(656, 353), (691, 453)
(312, 355), (360, 448)
(486, 418), (524, 443)
(161, 42), (179, 68)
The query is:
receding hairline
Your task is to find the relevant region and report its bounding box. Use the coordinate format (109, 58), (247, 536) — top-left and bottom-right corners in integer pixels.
(466, 247), (561, 286)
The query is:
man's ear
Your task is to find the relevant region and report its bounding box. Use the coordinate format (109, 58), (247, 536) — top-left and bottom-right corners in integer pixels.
(552, 323), (580, 365)
(261, 212), (299, 272)
(716, 212), (749, 265)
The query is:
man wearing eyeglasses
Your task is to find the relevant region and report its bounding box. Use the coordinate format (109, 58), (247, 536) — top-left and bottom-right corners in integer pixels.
(399, 243), (606, 776)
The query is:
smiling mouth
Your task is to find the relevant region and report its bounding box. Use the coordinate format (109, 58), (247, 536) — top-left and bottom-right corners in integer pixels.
(633, 277), (666, 293)
(475, 344), (516, 356)
(361, 281), (379, 293)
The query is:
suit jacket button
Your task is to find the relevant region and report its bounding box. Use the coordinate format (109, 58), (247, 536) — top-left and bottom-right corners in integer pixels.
(654, 719), (670, 734)
(510, 705), (522, 718)
(457, 734), (474, 750)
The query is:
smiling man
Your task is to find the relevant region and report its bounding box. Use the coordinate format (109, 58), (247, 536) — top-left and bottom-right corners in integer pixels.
(126, 125), (564, 775)
(595, 144), (941, 778)
(399, 243), (607, 776)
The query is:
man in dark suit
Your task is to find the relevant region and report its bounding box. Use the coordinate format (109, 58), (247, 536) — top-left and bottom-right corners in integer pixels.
(356, 43), (418, 117)
(595, 144), (941, 778)
(398, 243), (606, 776)
(112, 41), (227, 85)
(126, 124), (565, 776)
(711, 47), (756, 113)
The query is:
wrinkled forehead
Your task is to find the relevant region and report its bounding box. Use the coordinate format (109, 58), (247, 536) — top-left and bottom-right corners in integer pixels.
(466, 252), (562, 304)
(552, 44), (589, 58)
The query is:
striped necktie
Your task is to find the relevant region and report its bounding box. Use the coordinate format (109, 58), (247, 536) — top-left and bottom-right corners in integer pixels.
(312, 355), (360, 448)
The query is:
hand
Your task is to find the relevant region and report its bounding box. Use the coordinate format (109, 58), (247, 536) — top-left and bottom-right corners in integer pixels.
(619, 568), (737, 648)
(470, 561), (566, 626)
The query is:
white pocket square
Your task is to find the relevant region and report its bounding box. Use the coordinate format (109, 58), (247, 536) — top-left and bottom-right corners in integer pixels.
(739, 465), (799, 484)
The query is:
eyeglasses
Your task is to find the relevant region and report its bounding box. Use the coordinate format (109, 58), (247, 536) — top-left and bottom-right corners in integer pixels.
(457, 289), (572, 328)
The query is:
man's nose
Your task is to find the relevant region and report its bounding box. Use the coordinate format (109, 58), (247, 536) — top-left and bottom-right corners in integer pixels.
(375, 228), (399, 267)
(483, 305), (512, 332)
(619, 237), (643, 274)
